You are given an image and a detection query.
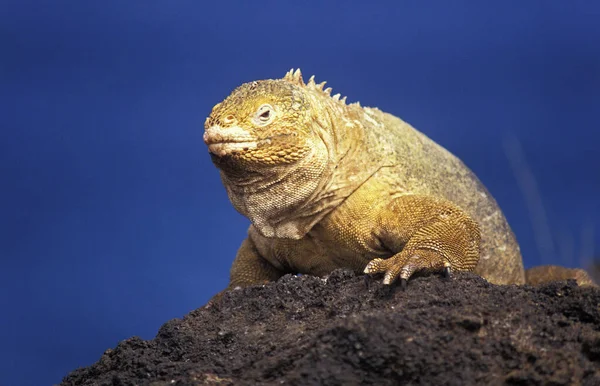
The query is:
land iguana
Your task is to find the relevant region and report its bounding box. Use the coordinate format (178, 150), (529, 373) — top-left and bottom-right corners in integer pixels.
(203, 69), (595, 290)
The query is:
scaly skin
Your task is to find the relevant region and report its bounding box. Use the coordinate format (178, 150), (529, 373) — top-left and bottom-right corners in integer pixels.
(204, 69), (596, 290)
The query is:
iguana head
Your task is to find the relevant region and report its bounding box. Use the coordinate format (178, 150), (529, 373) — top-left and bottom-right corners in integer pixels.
(204, 69), (367, 239)
(204, 69), (341, 175)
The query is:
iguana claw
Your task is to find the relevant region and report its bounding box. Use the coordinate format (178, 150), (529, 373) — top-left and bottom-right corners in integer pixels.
(364, 250), (451, 286)
(399, 278), (408, 290)
(442, 266), (451, 279)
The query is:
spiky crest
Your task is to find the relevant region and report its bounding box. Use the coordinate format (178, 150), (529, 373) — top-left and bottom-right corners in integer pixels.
(283, 68), (304, 86)
(282, 68), (352, 106)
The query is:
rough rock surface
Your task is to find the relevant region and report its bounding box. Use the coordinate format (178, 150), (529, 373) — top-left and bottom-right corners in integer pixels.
(61, 270), (600, 385)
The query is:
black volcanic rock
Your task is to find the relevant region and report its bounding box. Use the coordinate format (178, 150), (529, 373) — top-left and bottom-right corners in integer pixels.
(61, 270), (600, 385)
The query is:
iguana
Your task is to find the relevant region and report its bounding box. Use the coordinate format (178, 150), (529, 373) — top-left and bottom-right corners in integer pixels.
(203, 69), (595, 290)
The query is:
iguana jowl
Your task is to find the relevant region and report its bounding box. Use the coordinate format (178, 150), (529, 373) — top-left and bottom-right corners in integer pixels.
(204, 69), (595, 289)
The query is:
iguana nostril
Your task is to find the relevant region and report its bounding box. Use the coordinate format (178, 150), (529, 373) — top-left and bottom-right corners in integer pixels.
(224, 115), (236, 124)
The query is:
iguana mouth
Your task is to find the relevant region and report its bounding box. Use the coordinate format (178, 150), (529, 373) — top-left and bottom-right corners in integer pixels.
(207, 141), (259, 157)
(204, 126), (259, 156)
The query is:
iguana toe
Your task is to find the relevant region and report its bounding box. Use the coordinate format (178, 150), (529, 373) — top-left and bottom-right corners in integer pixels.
(364, 249), (449, 285)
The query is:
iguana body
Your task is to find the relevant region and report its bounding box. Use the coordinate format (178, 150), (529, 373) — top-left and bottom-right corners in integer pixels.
(204, 69), (595, 289)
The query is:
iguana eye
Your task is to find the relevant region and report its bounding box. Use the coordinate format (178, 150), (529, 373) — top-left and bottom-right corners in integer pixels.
(254, 104), (274, 125)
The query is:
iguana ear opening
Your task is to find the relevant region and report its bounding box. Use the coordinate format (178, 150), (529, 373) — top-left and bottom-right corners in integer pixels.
(283, 68), (305, 86)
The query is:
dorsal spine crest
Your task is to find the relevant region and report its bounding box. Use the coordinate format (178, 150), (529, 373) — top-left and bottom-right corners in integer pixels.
(282, 68), (349, 106)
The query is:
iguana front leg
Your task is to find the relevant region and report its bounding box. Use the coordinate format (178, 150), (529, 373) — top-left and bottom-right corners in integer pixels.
(228, 237), (285, 288)
(364, 194), (481, 285)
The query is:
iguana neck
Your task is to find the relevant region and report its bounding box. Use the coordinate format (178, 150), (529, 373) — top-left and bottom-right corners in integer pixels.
(221, 102), (384, 239)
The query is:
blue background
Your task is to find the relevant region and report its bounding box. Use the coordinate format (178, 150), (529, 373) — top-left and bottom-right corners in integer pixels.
(1, 1), (599, 385)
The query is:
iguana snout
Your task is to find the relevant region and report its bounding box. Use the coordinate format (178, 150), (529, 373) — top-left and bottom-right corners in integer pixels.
(203, 125), (258, 157)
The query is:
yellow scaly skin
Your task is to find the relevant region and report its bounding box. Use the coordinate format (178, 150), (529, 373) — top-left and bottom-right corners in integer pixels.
(203, 69), (596, 291)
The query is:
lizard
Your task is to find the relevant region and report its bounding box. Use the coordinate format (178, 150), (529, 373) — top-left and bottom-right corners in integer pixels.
(203, 68), (596, 291)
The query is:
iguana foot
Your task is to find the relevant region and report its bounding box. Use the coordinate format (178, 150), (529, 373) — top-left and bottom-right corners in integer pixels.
(364, 249), (450, 285)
